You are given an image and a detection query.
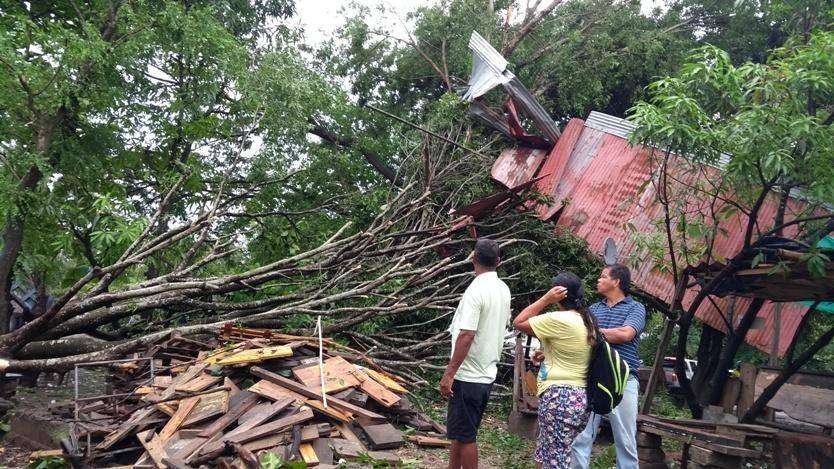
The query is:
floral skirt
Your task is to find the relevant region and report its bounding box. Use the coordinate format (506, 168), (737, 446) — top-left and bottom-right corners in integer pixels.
(535, 385), (590, 469)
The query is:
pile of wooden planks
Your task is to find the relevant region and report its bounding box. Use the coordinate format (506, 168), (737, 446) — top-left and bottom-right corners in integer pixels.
(637, 414), (772, 468)
(70, 326), (449, 468)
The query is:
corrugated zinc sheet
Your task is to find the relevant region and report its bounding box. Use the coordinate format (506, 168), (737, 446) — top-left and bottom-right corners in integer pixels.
(493, 114), (812, 356)
(491, 147), (547, 188)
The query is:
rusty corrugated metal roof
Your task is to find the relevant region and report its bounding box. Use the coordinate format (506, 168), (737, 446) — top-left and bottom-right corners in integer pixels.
(492, 114), (815, 356)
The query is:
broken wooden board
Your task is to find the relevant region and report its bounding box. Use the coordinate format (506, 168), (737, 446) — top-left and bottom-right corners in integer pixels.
(248, 379), (307, 404)
(197, 407), (314, 459)
(197, 391), (259, 438)
(300, 424), (322, 442)
(688, 445), (743, 469)
(242, 433), (291, 453)
(358, 373), (400, 407)
(28, 449), (63, 461)
(359, 422), (404, 450)
(183, 389), (229, 426)
(361, 367), (408, 393)
(754, 372), (834, 428)
(293, 356), (363, 393)
(333, 423), (366, 450)
(305, 399), (354, 423)
(159, 396), (200, 443)
(162, 431), (206, 462)
(251, 366), (386, 424)
(312, 438), (334, 465)
(223, 377), (240, 396)
(224, 398), (295, 440)
(405, 434), (452, 447)
(299, 443), (319, 466)
(214, 346), (293, 366)
(97, 407), (157, 450)
(175, 373), (221, 393)
(135, 430), (167, 469)
(330, 438), (400, 464)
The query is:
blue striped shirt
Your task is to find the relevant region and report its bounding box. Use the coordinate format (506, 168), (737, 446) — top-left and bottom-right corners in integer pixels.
(589, 296), (646, 376)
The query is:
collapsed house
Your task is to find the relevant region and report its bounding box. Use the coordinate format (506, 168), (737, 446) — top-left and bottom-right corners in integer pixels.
(459, 31), (825, 357)
(458, 31), (834, 468)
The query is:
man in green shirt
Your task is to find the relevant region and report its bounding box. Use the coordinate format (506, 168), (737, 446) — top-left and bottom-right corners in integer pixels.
(440, 238), (512, 469)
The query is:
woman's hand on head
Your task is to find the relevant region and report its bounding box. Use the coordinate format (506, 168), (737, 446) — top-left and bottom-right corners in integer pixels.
(543, 286), (567, 305)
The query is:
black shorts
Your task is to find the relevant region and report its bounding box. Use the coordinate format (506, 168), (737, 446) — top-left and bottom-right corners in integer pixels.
(446, 379), (493, 442)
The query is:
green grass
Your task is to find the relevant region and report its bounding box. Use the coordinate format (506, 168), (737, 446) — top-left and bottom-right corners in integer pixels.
(589, 444), (616, 469)
(478, 423), (536, 469)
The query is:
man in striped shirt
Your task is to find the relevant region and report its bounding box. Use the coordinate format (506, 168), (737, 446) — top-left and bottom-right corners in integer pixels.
(571, 264), (646, 469)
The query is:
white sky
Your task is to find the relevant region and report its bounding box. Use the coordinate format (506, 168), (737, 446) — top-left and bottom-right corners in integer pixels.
(295, 0), (667, 44)
(295, 0), (424, 44)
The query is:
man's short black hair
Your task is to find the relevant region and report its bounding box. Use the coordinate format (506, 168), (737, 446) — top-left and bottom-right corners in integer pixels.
(605, 263), (631, 294)
(473, 238), (500, 268)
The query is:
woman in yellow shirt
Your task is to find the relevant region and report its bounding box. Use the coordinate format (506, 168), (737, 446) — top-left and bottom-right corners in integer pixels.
(513, 272), (597, 469)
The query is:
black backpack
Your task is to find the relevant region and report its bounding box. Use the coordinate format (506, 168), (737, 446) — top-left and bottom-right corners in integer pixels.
(586, 327), (630, 414)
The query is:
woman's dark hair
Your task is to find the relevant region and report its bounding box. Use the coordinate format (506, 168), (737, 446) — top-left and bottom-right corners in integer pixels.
(552, 272), (597, 346)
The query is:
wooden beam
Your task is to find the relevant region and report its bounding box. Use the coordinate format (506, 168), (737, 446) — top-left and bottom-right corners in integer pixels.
(641, 318), (674, 414)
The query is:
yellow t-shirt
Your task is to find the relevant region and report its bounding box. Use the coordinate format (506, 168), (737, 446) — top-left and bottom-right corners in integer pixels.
(529, 310), (592, 395)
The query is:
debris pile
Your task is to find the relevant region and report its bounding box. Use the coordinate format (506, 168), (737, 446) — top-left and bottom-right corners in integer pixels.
(69, 326), (449, 468)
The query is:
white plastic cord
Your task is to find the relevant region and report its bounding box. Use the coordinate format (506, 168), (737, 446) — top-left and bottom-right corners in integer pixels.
(317, 315), (328, 408)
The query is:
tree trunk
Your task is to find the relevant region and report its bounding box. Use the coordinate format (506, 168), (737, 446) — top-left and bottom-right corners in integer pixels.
(0, 117), (59, 335)
(741, 324), (834, 423)
(785, 303), (817, 363)
(706, 298), (765, 404)
(14, 334), (110, 359)
(673, 313), (703, 417)
(691, 324), (725, 405)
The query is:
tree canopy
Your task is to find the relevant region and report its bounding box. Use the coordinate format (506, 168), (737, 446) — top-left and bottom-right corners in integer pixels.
(0, 0), (831, 379)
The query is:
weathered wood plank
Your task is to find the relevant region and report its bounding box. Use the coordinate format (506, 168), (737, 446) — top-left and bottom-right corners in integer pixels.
(135, 430), (167, 469)
(305, 399), (354, 423)
(224, 398), (294, 440)
(358, 373), (400, 407)
(405, 435), (452, 447)
(97, 407), (157, 450)
(754, 372), (834, 427)
(197, 407), (314, 459)
(359, 422), (404, 450)
(197, 391), (259, 438)
(248, 379), (307, 404)
(688, 445), (742, 469)
(250, 366), (385, 424)
(299, 443), (319, 466)
(215, 346), (293, 366)
(334, 423), (366, 451)
(175, 373), (221, 393)
(292, 356), (362, 393)
(311, 438), (334, 465)
(159, 397), (200, 443)
(183, 389), (229, 426)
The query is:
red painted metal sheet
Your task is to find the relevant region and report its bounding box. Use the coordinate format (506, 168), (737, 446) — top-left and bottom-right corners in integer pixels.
(492, 117), (814, 355)
(491, 147), (547, 188)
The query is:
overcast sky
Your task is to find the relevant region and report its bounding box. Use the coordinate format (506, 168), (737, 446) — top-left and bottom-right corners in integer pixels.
(295, 0), (667, 44)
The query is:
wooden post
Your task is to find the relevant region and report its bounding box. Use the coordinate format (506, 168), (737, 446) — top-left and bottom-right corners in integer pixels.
(736, 362), (757, 418)
(640, 318), (675, 414)
(769, 303), (782, 366)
